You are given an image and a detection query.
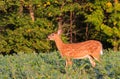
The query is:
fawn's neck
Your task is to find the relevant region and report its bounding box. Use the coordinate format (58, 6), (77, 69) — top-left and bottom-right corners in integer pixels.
(54, 35), (64, 52)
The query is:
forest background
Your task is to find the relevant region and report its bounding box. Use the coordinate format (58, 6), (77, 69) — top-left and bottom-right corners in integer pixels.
(0, 0), (120, 54)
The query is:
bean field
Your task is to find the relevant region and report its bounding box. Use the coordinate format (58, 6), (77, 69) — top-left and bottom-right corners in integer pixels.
(0, 50), (120, 79)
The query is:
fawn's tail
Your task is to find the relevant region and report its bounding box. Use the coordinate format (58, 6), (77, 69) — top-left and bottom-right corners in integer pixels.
(100, 50), (103, 55)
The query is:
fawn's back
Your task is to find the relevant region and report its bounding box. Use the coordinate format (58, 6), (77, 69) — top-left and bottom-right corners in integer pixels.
(60, 40), (102, 60)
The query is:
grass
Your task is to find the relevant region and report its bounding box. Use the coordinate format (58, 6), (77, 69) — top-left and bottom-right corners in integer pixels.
(0, 50), (120, 79)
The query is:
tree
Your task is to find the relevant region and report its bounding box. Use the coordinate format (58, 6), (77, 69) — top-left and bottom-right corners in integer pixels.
(85, 0), (120, 51)
(0, 0), (52, 53)
(0, 0), (120, 54)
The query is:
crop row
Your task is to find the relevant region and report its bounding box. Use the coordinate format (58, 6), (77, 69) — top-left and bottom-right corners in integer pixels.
(0, 50), (120, 79)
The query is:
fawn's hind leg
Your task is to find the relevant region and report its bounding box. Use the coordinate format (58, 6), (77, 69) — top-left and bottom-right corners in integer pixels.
(88, 55), (96, 67)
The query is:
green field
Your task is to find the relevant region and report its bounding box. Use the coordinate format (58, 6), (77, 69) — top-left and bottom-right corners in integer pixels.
(0, 50), (120, 79)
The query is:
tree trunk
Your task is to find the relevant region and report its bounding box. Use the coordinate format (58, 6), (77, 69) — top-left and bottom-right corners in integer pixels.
(85, 23), (88, 40)
(113, 0), (118, 51)
(28, 4), (35, 22)
(113, 38), (118, 51)
(19, 0), (23, 16)
(70, 11), (73, 43)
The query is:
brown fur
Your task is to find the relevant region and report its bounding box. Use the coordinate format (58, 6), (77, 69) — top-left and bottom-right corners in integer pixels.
(48, 30), (103, 67)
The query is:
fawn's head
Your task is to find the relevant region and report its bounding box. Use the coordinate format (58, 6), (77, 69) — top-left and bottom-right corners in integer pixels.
(48, 30), (62, 40)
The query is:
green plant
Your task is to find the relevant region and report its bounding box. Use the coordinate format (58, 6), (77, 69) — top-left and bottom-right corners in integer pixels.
(0, 50), (120, 79)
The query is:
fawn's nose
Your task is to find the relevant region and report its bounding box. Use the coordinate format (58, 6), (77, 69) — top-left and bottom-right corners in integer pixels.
(47, 35), (51, 40)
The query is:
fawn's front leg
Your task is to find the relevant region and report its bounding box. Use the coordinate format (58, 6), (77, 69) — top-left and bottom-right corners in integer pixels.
(65, 58), (72, 67)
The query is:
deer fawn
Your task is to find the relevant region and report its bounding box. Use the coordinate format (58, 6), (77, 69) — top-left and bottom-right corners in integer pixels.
(48, 30), (103, 67)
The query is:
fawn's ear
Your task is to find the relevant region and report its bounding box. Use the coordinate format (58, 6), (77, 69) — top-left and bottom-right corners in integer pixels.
(57, 30), (62, 35)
